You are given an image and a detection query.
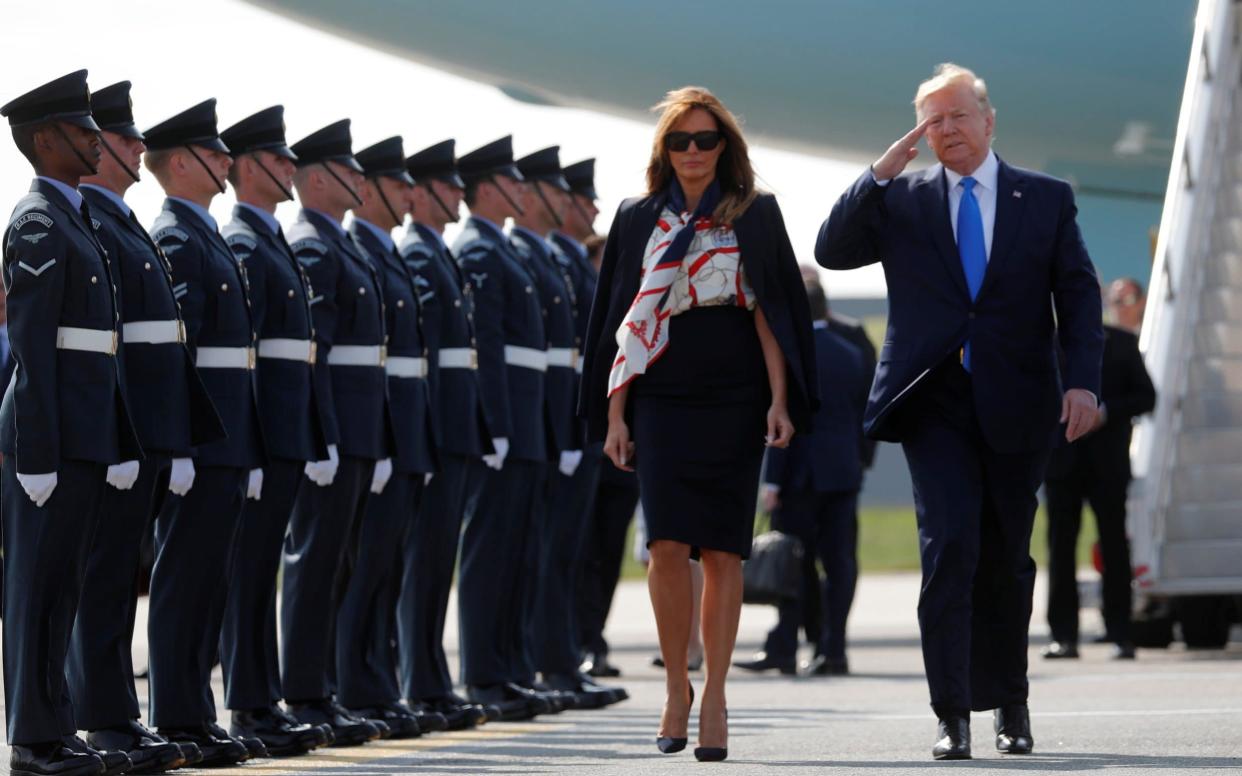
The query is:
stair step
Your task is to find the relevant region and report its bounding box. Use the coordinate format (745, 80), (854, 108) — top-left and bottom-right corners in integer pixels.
(1187, 356), (1242, 394)
(1199, 288), (1242, 322)
(1181, 392), (1242, 427)
(1161, 540), (1242, 579)
(1177, 427), (1242, 465)
(1171, 463), (1242, 503)
(1167, 501), (1242, 540)
(1193, 322), (1242, 356)
(1203, 252), (1242, 285)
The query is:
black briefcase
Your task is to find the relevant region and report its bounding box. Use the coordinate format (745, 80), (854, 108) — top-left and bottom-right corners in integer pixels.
(742, 530), (804, 606)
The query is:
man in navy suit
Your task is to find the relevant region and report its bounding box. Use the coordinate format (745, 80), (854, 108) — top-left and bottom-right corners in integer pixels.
(816, 63), (1104, 760)
(737, 279), (868, 677)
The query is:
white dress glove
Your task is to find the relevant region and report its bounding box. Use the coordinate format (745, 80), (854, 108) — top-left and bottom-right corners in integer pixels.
(371, 457), (394, 494)
(106, 460), (141, 491)
(16, 471), (57, 507)
(424, 472), (434, 486)
(558, 449), (583, 477)
(169, 457), (196, 496)
(482, 437), (509, 471)
(247, 468), (264, 500)
(304, 443), (340, 487)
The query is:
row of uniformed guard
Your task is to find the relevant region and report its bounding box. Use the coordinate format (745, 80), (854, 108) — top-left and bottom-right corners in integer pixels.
(0, 70), (623, 776)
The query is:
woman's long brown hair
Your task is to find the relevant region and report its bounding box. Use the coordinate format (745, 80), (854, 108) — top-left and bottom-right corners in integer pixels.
(646, 86), (758, 226)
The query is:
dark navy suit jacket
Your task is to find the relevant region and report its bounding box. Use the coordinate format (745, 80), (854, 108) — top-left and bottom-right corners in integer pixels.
(351, 221), (437, 475)
(152, 198), (265, 469)
(454, 216), (549, 463)
(399, 223), (489, 458)
(223, 205), (325, 463)
(86, 187), (223, 458)
(815, 159), (1104, 454)
(1, 179), (141, 472)
(764, 325), (867, 494)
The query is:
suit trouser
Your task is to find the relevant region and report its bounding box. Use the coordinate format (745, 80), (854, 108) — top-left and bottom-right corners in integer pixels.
(220, 457), (304, 711)
(1044, 467), (1132, 645)
(536, 446), (602, 677)
(148, 465), (247, 728)
(281, 455), (374, 702)
(458, 458), (540, 687)
(575, 470), (640, 657)
(337, 471), (420, 709)
(763, 489), (859, 661)
(399, 452), (472, 701)
(2, 458), (106, 745)
(67, 457), (169, 731)
(899, 363), (1049, 717)
(513, 463), (551, 683)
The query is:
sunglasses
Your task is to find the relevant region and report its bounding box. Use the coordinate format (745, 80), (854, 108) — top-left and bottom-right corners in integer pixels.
(665, 130), (722, 152)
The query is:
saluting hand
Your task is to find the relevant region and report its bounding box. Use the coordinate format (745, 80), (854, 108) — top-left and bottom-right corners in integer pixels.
(1062, 388), (1100, 443)
(871, 118), (931, 181)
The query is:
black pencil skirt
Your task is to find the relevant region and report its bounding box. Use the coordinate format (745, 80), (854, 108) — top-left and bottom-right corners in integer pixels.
(630, 306), (768, 559)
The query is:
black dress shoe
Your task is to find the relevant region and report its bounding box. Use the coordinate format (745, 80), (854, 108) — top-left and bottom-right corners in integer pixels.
(511, 682), (564, 714)
(581, 651), (622, 678)
(800, 654), (849, 677)
(466, 683), (544, 721)
(206, 721), (265, 760)
(410, 708), (450, 733)
(286, 699), (382, 746)
(270, 705), (332, 748)
(230, 708), (320, 756)
(578, 673), (629, 705)
(994, 704), (1034, 754)
(172, 742), (202, 767)
(732, 651), (796, 675)
(347, 702), (422, 739)
(1041, 641), (1079, 659)
(543, 672), (622, 709)
(422, 696), (489, 730)
(157, 727), (247, 767)
(9, 742), (104, 776)
(87, 720), (184, 773)
(61, 735), (132, 776)
(932, 715), (971, 760)
(1112, 642), (1137, 660)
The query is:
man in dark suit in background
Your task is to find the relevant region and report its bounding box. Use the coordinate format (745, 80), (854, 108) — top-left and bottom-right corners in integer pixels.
(737, 278), (869, 677)
(1043, 278), (1155, 661)
(816, 63), (1104, 760)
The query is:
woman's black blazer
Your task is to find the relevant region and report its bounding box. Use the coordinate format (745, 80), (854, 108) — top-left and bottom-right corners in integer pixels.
(579, 191), (820, 442)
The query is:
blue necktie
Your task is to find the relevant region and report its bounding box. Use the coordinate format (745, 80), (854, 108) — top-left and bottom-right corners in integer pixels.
(957, 176), (986, 371)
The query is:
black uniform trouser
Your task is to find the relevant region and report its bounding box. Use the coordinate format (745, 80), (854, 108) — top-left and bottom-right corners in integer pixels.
(399, 452), (472, 701)
(220, 457), (304, 711)
(2, 458), (106, 745)
(67, 457), (169, 731)
(537, 446), (603, 677)
(763, 489), (859, 661)
(575, 471), (640, 658)
(337, 471), (420, 709)
(148, 465), (247, 729)
(513, 463), (551, 684)
(899, 363), (1050, 718)
(281, 455), (374, 702)
(1044, 467), (1132, 645)
(459, 458), (541, 687)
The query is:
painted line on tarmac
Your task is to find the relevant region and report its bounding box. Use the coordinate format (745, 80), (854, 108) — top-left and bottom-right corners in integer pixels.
(811, 707), (1242, 722)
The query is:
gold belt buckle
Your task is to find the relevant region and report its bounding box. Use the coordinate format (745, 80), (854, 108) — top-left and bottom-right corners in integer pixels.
(470, 349), (479, 370)
(570, 347), (580, 370)
(959, 347), (965, 364)
(379, 345), (388, 367)
(110, 330), (119, 355)
(247, 347), (257, 370)
(177, 320), (187, 344)
(308, 341), (318, 365)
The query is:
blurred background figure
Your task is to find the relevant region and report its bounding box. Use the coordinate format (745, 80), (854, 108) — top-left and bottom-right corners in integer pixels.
(737, 275), (871, 677)
(1043, 278), (1156, 661)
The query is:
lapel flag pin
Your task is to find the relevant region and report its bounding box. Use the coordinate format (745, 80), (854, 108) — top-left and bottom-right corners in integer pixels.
(1013, 191), (1022, 198)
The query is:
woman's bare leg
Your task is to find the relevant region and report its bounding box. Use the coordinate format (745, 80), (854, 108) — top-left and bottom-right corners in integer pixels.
(697, 548), (743, 749)
(648, 539), (694, 738)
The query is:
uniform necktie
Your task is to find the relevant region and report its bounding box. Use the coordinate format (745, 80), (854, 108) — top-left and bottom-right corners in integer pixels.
(957, 176), (986, 371)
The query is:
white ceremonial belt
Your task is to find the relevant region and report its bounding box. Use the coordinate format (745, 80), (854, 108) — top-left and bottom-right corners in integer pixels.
(386, 356), (428, 378)
(504, 345), (548, 372)
(546, 347), (579, 369)
(259, 338), (317, 364)
(327, 345), (386, 367)
(197, 346), (256, 370)
(575, 359), (584, 375)
(56, 326), (118, 355)
(439, 347), (478, 370)
(122, 320), (186, 345)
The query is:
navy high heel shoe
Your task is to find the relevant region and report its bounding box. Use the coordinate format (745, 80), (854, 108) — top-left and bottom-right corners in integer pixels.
(656, 682), (694, 754)
(694, 707), (728, 761)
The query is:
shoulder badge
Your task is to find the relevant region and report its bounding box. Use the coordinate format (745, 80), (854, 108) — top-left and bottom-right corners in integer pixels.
(14, 212), (54, 231)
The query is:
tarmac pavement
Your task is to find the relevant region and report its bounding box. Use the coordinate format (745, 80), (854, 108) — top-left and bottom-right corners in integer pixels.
(3, 571), (1240, 774)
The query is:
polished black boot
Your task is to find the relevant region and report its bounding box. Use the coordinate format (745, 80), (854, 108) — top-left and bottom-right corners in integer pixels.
(347, 702), (423, 739)
(286, 699), (383, 746)
(60, 735), (132, 776)
(932, 715), (971, 760)
(230, 707), (320, 756)
(86, 720), (184, 773)
(8, 742), (104, 776)
(994, 704), (1034, 754)
(157, 726), (248, 767)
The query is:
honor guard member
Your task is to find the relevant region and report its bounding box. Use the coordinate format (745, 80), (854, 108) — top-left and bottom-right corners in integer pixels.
(217, 106), (328, 757)
(454, 136), (557, 721)
(143, 99), (268, 766)
(337, 135), (439, 738)
(397, 140), (493, 730)
(509, 147), (608, 710)
(282, 119), (390, 746)
(67, 80), (226, 774)
(0, 69), (142, 776)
